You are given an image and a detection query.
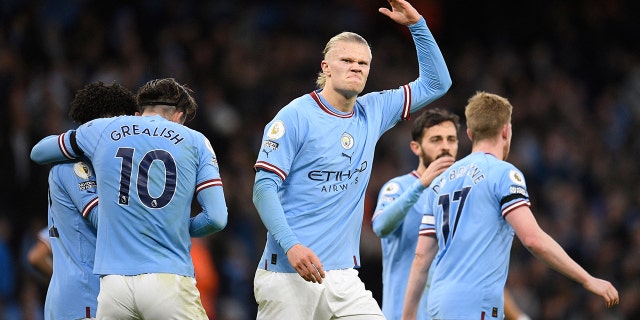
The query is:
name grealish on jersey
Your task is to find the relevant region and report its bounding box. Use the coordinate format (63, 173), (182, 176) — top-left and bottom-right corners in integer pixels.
(109, 124), (185, 144)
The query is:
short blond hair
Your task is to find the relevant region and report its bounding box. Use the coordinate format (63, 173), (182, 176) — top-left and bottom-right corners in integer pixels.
(465, 91), (512, 142)
(315, 32), (370, 89)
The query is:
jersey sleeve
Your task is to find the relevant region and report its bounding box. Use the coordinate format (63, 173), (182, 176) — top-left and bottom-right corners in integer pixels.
(54, 161), (99, 223)
(406, 16), (451, 115)
(419, 183), (438, 237)
(253, 169), (299, 252)
(31, 132), (76, 164)
(195, 135), (223, 192)
(189, 135), (228, 237)
(31, 118), (111, 165)
(359, 17), (451, 136)
(496, 165), (531, 218)
(254, 108), (301, 180)
(372, 178), (425, 237)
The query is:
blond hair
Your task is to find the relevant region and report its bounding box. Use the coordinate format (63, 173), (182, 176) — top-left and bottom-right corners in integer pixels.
(465, 91), (513, 142)
(315, 32), (370, 89)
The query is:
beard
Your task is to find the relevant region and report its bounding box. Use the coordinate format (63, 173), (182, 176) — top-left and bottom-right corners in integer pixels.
(421, 150), (453, 166)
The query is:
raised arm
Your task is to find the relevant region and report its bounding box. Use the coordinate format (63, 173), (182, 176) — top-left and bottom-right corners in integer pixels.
(380, 0), (451, 118)
(506, 206), (619, 308)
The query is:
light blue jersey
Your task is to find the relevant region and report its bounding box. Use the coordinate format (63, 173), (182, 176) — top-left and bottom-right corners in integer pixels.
(34, 115), (227, 277)
(253, 18), (451, 273)
(45, 159), (100, 319)
(421, 152), (530, 319)
(372, 171), (429, 320)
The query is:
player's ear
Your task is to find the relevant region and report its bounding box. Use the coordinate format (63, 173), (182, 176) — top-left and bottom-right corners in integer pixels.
(409, 140), (421, 156)
(171, 111), (185, 124)
(321, 60), (330, 75)
(466, 128), (473, 141)
(501, 124), (510, 140)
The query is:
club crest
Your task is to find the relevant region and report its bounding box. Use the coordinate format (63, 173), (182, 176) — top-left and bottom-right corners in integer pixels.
(341, 132), (354, 150)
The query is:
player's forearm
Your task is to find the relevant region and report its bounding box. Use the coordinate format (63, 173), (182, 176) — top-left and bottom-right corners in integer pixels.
(524, 230), (591, 285)
(85, 206), (99, 229)
(31, 135), (68, 164)
(408, 17), (452, 113)
(402, 255), (430, 320)
(372, 180), (425, 237)
(190, 187), (228, 237)
(253, 173), (298, 252)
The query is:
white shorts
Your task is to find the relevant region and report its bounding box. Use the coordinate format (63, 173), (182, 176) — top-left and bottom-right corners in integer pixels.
(96, 273), (207, 320)
(254, 268), (385, 320)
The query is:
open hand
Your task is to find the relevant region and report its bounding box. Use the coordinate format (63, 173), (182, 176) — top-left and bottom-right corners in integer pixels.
(379, 0), (422, 26)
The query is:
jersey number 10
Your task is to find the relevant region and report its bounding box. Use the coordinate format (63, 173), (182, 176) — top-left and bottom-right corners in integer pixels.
(116, 147), (177, 209)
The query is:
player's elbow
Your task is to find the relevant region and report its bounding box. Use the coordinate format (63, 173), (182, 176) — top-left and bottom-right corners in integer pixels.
(433, 75), (452, 99)
(371, 220), (389, 238)
(371, 221), (384, 238)
(252, 186), (260, 207)
(209, 205), (228, 233)
(30, 144), (47, 164)
(519, 232), (545, 254)
(214, 214), (228, 231)
(30, 135), (60, 164)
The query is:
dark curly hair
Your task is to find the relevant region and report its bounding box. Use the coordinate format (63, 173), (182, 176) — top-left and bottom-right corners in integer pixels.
(411, 108), (461, 142)
(69, 81), (138, 124)
(136, 78), (197, 123)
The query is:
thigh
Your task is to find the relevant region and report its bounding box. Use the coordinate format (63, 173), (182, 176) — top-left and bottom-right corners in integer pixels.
(135, 273), (208, 320)
(97, 275), (138, 320)
(326, 269), (384, 319)
(254, 269), (330, 320)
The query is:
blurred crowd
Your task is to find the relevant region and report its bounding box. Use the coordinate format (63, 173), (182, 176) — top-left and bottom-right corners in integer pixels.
(0, 0), (638, 319)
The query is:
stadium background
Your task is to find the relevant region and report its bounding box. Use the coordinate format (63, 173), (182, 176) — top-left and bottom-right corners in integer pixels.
(0, 0), (638, 319)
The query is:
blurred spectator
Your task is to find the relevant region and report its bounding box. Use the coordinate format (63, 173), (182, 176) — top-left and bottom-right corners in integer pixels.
(191, 237), (220, 319)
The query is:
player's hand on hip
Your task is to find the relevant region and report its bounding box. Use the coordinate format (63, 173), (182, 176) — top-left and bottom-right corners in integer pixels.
(584, 276), (619, 308)
(378, 0), (422, 26)
(286, 244), (326, 284)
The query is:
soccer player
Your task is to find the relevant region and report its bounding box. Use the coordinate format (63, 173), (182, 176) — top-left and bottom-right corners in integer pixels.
(32, 81), (138, 319)
(372, 108), (458, 320)
(251, 0), (452, 318)
(376, 109), (530, 320)
(31, 78), (228, 319)
(403, 91), (619, 320)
